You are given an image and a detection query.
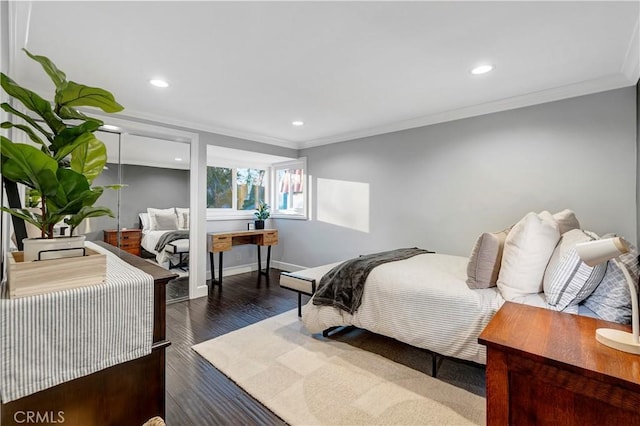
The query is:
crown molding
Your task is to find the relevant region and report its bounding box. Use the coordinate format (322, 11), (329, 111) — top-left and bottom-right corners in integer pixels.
(108, 107), (301, 151)
(297, 73), (635, 150)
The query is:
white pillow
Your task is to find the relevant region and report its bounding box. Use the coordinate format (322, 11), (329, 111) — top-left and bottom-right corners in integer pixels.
(176, 207), (189, 230)
(147, 207), (178, 231)
(552, 209), (581, 234)
(543, 229), (606, 310)
(497, 211), (560, 301)
(139, 213), (150, 231)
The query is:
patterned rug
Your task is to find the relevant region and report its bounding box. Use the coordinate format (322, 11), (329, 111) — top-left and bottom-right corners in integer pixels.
(193, 309), (485, 425)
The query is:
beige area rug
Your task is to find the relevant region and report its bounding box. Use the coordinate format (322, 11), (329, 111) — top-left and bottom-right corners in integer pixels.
(192, 309), (485, 425)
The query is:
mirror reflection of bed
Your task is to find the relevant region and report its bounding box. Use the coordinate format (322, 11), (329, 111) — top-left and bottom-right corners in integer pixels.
(140, 208), (190, 302)
(91, 132), (191, 304)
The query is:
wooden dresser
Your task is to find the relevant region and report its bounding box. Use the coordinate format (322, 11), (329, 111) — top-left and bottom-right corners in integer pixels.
(1, 242), (176, 425)
(478, 302), (640, 426)
(103, 228), (142, 256)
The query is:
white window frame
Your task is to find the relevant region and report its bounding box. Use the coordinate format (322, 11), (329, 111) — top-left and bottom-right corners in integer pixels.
(272, 157), (308, 219)
(206, 160), (270, 220)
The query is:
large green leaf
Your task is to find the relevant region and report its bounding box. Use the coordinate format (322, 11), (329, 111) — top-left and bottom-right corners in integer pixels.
(1, 102), (53, 142)
(66, 205), (114, 234)
(55, 81), (124, 113)
(0, 207), (45, 234)
(57, 105), (103, 124)
(0, 73), (65, 134)
(48, 168), (91, 210)
(69, 133), (106, 182)
(0, 136), (58, 196)
(1, 122), (46, 146)
(23, 49), (67, 88)
(51, 120), (101, 153)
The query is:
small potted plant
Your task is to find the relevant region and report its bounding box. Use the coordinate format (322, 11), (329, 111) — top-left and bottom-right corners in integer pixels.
(1, 49), (123, 261)
(254, 202), (270, 230)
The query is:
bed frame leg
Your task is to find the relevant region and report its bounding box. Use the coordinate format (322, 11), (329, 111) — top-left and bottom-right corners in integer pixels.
(432, 353), (438, 377)
(322, 326), (340, 337)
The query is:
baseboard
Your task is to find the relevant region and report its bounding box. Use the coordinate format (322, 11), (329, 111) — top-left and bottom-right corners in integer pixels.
(206, 262), (259, 279)
(205, 260), (308, 278)
(271, 260), (307, 272)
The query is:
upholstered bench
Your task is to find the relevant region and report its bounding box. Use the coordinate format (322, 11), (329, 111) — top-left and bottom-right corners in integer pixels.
(165, 239), (189, 270)
(280, 262), (340, 317)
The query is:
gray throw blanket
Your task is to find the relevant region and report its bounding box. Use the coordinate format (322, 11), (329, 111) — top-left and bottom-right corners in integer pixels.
(313, 247), (433, 314)
(154, 230), (190, 252)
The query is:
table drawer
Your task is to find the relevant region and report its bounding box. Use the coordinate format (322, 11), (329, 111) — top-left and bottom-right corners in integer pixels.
(262, 231), (278, 245)
(212, 235), (232, 252)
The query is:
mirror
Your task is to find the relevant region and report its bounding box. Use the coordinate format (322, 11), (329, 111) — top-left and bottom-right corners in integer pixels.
(92, 131), (191, 303)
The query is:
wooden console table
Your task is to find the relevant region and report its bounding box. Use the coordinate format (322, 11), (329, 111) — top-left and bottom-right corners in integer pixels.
(0, 242), (176, 425)
(478, 302), (640, 426)
(208, 229), (278, 286)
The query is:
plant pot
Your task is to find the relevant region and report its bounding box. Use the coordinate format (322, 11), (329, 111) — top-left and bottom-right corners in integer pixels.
(254, 220), (265, 230)
(23, 235), (86, 262)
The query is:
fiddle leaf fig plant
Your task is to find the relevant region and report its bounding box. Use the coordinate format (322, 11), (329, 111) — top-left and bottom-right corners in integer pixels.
(0, 49), (123, 238)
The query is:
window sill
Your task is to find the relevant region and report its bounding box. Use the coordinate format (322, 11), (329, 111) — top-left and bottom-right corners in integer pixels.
(272, 214), (308, 220)
(206, 214), (256, 221)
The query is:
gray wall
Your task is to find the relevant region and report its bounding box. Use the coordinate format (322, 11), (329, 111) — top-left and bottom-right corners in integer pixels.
(89, 164), (189, 241)
(274, 87), (638, 268)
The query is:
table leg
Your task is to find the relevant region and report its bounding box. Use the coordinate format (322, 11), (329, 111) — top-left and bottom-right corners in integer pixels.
(218, 252), (223, 285)
(257, 246), (272, 279)
(266, 245), (271, 272)
(210, 251), (224, 287)
(209, 252), (213, 283)
(257, 245), (262, 274)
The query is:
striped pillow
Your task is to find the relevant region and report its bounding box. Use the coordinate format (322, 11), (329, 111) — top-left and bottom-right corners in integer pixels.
(583, 241), (639, 323)
(545, 248), (607, 310)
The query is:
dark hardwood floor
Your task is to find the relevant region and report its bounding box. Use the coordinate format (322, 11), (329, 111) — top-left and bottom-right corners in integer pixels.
(165, 269), (295, 426)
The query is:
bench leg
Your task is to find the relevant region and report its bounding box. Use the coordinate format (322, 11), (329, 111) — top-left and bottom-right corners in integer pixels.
(297, 293), (302, 317)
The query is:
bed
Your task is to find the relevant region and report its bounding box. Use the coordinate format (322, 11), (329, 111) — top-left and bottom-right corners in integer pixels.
(139, 208), (190, 270)
(286, 210), (638, 367)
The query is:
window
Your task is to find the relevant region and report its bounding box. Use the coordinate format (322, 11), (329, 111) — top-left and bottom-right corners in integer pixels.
(206, 167), (232, 208)
(237, 168), (266, 210)
(207, 166), (267, 217)
(273, 158), (307, 218)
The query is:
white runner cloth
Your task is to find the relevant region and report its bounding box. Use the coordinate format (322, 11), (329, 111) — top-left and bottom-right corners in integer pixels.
(0, 242), (154, 402)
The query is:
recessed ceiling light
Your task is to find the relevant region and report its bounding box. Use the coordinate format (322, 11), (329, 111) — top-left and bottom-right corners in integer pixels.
(101, 124), (120, 131)
(471, 64), (494, 75)
(292, 121), (304, 126)
(149, 79), (169, 88)
(174, 157), (183, 162)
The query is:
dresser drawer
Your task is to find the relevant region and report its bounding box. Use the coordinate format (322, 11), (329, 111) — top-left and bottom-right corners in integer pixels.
(103, 229), (141, 257)
(119, 233), (140, 243)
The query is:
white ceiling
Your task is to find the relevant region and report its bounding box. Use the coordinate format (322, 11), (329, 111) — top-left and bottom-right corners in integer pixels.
(7, 1), (640, 150)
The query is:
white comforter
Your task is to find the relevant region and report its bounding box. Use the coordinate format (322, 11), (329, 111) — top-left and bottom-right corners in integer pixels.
(302, 253), (505, 365)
